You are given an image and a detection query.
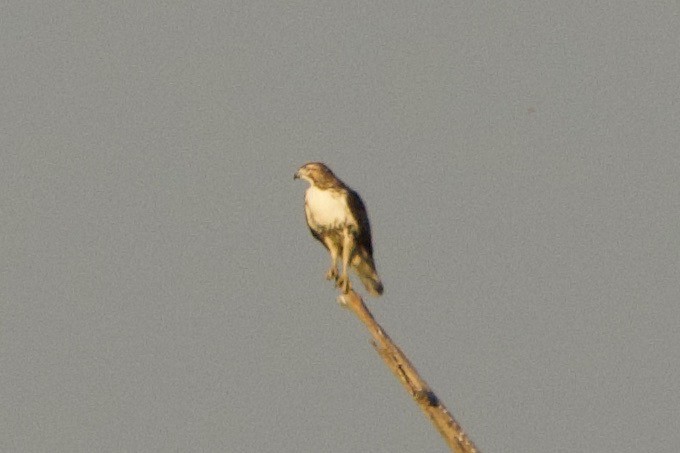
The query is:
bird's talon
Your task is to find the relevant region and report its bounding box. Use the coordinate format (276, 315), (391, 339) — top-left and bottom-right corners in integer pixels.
(336, 274), (351, 294)
(325, 268), (338, 281)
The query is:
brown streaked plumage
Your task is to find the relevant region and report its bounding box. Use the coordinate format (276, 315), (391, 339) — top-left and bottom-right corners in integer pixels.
(294, 162), (383, 296)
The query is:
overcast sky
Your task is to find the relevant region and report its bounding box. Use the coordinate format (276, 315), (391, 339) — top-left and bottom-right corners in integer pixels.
(2, 2), (680, 452)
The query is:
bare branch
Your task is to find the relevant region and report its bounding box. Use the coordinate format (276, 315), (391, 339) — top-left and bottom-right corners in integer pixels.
(339, 290), (479, 453)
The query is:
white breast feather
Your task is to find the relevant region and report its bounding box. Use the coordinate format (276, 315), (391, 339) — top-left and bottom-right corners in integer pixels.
(305, 186), (355, 231)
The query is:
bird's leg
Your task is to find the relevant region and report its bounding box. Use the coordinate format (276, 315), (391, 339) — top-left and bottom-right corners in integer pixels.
(337, 228), (354, 294)
(326, 262), (338, 281)
(326, 252), (339, 282)
(322, 237), (339, 282)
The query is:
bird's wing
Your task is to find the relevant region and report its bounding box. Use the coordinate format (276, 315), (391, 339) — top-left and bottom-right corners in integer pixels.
(346, 188), (373, 256)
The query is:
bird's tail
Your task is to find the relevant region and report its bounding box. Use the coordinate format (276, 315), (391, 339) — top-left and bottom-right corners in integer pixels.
(351, 251), (384, 297)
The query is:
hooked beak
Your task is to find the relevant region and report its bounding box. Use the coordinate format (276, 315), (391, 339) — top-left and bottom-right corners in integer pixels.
(293, 169), (300, 180)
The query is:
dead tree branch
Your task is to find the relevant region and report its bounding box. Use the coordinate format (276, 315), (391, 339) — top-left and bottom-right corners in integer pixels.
(339, 290), (479, 453)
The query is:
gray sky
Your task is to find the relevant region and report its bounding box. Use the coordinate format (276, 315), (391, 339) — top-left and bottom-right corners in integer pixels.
(2, 2), (679, 452)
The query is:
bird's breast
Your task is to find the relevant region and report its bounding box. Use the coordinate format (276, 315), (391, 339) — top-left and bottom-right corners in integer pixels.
(305, 187), (355, 231)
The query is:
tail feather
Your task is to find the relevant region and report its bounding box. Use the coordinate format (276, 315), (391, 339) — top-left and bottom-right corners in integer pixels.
(351, 251), (383, 297)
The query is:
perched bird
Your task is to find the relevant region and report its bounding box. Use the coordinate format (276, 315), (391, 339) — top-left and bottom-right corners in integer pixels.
(294, 162), (383, 296)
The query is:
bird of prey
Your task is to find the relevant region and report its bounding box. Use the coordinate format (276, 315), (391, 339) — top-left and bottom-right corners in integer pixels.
(294, 162), (383, 296)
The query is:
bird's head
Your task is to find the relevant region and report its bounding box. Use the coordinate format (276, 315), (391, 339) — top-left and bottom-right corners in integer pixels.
(294, 162), (337, 186)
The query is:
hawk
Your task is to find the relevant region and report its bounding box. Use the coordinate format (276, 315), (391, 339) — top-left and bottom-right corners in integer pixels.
(294, 162), (384, 296)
